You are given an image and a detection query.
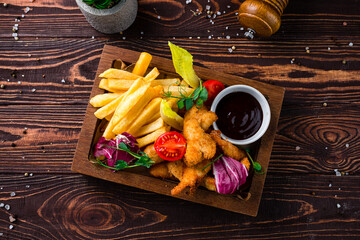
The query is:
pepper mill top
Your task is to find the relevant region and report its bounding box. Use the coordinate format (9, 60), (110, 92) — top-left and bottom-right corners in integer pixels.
(238, 0), (289, 38)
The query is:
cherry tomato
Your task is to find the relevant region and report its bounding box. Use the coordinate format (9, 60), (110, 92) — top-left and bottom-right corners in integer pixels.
(154, 131), (186, 161)
(203, 80), (225, 105)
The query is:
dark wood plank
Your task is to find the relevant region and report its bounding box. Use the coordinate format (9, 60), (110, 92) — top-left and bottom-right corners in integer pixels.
(1, 38), (360, 106)
(1, 0), (359, 39)
(0, 174), (359, 239)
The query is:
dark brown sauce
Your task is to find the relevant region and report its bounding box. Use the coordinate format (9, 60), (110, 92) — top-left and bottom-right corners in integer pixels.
(215, 92), (263, 140)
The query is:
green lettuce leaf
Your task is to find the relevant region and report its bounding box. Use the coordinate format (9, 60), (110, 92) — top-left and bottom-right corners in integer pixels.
(168, 41), (200, 88)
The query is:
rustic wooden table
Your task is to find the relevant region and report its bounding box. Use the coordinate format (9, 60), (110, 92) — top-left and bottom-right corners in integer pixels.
(1, 0), (360, 239)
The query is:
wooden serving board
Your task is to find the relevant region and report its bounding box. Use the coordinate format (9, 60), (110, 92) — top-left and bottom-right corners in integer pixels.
(72, 45), (285, 216)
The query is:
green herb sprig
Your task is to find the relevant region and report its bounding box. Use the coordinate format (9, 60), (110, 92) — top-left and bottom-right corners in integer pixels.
(96, 142), (154, 170)
(245, 149), (265, 174)
(162, 81), (208, 110)
(202, 154), (223, 171)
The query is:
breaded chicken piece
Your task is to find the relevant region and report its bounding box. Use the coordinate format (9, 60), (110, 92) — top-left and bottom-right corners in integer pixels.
(210, 130), (246, 161)
(183, 106), (217, 167)
(144, 144), (164, 164)
(149, 160), (216, 193)
(149, 162), (172, 179)
(171, 159), (212, 195)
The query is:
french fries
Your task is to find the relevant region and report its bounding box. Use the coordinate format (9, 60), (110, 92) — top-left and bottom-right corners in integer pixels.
(90, 93), (124, 107)
(133, 117), (165, 137)
(126, 97), (162, 135)
(99, 68), (140, 79)
(132, 52), (152, 76)
(112, 86), (162, 135)
(137, 126), (170, 148)
(92, 52), (187, 149)
(107, 78), (180, 91)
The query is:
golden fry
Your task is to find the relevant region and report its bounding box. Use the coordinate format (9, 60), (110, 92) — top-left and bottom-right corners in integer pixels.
(94, 95), (124, 119)
(126, 97), (162, 135)
(132, 52), (152, 77)
(99, 68), (140, 79)
(136, 126), (170, 148)
(108, 78), (180, 91)
(133, 117), (165, 137)
(112, 86), (162, 135)
(90, 93), (124, 108)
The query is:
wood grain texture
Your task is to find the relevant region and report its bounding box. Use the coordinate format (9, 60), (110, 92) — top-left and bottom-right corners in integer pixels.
(0, 174), (359, 239)
(0, 0), (359, 39)
(0, 0), (360, 237)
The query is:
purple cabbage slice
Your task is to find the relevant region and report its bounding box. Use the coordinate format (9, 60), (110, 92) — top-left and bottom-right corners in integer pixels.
(213, 156), (249, 194)
(94, 132), (139, 168)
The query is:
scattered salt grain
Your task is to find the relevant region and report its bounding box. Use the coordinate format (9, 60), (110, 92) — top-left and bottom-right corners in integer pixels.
(328, 47), (331, 50)
(305, 47), (309, 50)
(10, 192), (15, 197)
(349, 42), (353, 47)
(240, 27), (244, 31)
(334, 169), (341, 176)
(336, 203), (341, 208)
(24, 7), (30, 13)
(0, 233), (3, 236)
(189, 37), (192, 39)
(225, 26), (229, 30)
(205, 5), (211, 10)
(61, 79), (65, 83)
(208, 36), (212, 39)
(185, 0), (191, 4)
(296, 146), (300, 151)
(226, 35), (230, 39)
(29, 173), (33, 176)
(18, 81), (21, 84)
(31, 88), (36, 92)
(228, 48), (233, 53)
(345, 143), (349, 148)
(5, 204), (10, 210)
(157, 15), (160, 19)
(140, 31), (144, 35)
(9, 225), (13, 230)
(12, 33), (18, 37)
(335, 195), (337, 197)
(122, 37), (126, 40)
(91, 36), (94, 39)
(0, 203), (4, 207)
(9, 216), (16, 223)
(25, 185), (30, 188)
(235, 12), (238, 16)
(329, 183), (332, 187)
(217, 11), (221, 15)
(22, 14), (25, 18)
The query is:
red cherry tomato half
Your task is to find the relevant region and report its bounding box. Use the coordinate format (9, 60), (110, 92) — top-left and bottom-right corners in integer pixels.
(154, 131), (187, 161)
(203, 80), (225, 105)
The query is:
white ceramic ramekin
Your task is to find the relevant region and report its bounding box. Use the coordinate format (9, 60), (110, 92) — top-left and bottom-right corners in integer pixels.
(210, 85), (271, 147)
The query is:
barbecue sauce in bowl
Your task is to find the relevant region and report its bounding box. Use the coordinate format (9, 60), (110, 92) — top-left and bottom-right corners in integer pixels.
(215, 92), (263, 140)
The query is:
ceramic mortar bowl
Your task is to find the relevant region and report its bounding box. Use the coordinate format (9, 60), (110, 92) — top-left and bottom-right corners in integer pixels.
(76, 0), (138, 34)
(210, 85), (271, 147)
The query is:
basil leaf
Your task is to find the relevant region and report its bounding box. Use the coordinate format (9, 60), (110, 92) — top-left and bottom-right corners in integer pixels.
(192, 86), (201, 99)
(114, 160), (128, 170)
(135, 156), (152, 168)
(177, 99), (185, 109)
(118, 142), (129, 151)
(199, 87), (208, 101)
(185, 98), (194, 110)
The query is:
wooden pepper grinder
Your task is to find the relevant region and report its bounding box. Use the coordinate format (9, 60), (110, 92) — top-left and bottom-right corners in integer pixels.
(238, 0), (289, 38)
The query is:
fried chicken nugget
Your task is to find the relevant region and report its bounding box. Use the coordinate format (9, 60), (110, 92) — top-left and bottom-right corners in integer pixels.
(210, 130), (246, 161)
(183, 106), (217, 167)
(171, 159), (212, 195)
(144, 144), (164, 164)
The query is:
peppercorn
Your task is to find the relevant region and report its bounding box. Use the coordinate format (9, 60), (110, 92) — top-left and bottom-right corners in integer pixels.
(11, 143), (16, 147)
(0, 84), (5, 89)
